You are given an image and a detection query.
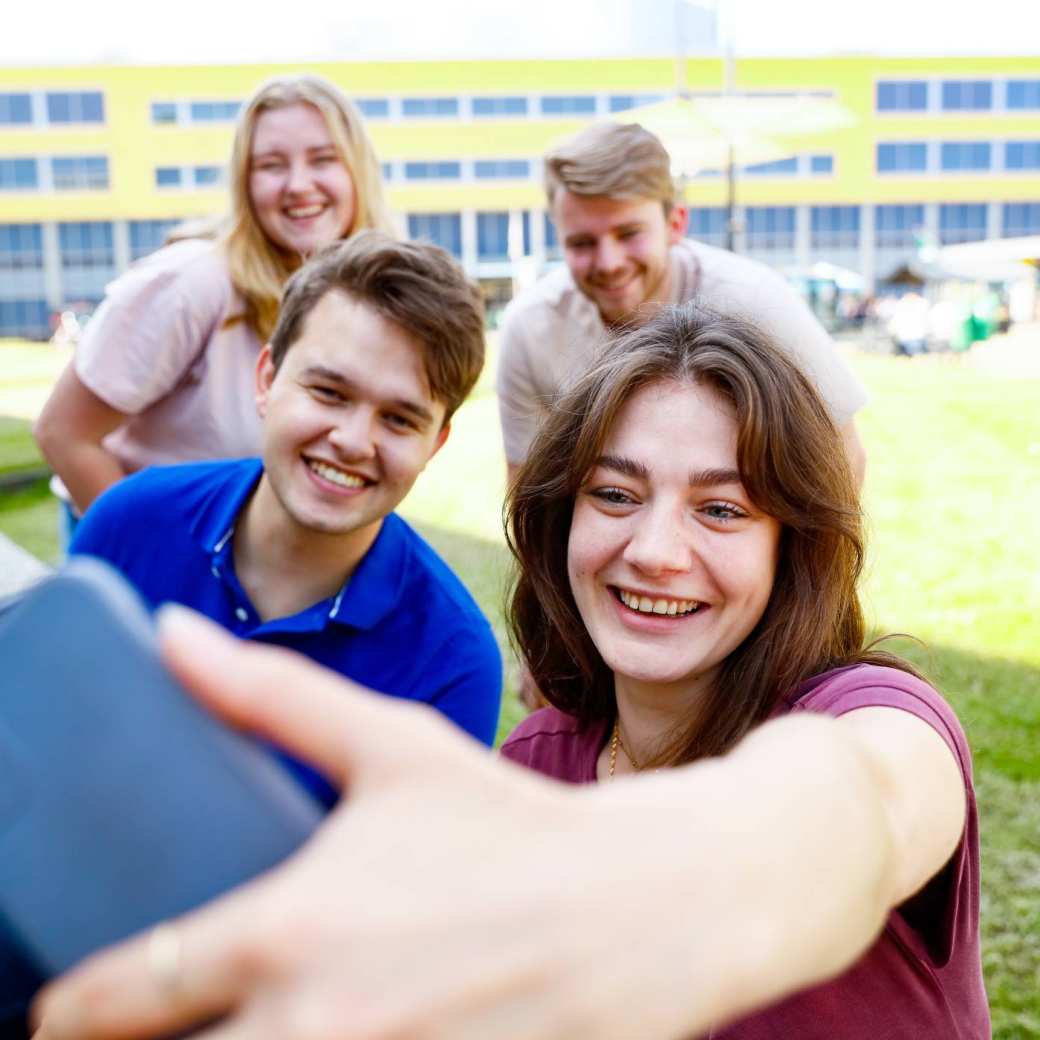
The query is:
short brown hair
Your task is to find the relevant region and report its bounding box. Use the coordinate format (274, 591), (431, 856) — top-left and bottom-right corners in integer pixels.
(508, 303), (914, 766)
(543, 122), (677, 210)
(269, 231), (485, 420)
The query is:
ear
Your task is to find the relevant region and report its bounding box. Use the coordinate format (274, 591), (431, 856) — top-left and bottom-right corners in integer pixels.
(667, 204), (689, 245)
(255, 345), (276, 419)
(430, 421), (451, 459)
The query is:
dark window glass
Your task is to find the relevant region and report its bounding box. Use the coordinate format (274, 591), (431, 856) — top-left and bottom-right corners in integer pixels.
(686, 207), (727, 247)
(1007, 79), (1040, 110)
(355, 98), (390, 118)
(810, 154), (834, 174)
(0, 298), (49, 337)
(939, 203), (987, 244)
(744, 206), (796, 250)
(522, 210), (531, 255)
(744, 157), (798, 176)
(190, 101), (241, 122)
(0, 93), (33, 124)
(539, 95), (596, 115)
(193, 165), (222, 186)
(155, 167), (182, 187)
(402, 98), (459, 118)
(46, 91), (104, 124)
(940, 141), (992, 171)
(129, 219), (180, 260)
(876, 80), (928, 112)
(472, 96), (528, 117)
(52, 156), (110, 190)
(59, 221), (115, 266)
(473, 159), (530, 179)
(404, 161), (462, 180)
(876, 142), (928, 172)
(477, 212), (510, 260)
(875, 204), (925, 248)
(1002, 202), (1040, 237)
(941, 80), (993, 111)
(543, 212), (560, 258)
(608, 93), (664, 113)
(151, 102), (178, 124)
(811, 205), (860, 249)
(0, 159), (38, 190)
(406, 213), (462, 258)
(1005, 141), (1040, 170)
(0, 223), (44, 269)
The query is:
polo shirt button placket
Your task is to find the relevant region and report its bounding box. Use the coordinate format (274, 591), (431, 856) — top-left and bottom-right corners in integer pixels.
(234, 606), (249, 623)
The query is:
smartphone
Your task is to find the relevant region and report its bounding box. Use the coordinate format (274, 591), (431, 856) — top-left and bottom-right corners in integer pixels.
(0, 557), (322, 1010)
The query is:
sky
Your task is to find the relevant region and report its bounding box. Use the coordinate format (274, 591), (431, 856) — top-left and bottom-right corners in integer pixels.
(1, 0), (1033, 65)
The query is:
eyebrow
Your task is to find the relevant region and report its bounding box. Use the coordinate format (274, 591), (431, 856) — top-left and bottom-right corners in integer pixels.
(300, 365), (436, 426)
(593, 456), (742, 489)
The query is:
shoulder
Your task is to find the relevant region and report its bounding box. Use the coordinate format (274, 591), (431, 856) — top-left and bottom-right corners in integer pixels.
(500, 707), (599, 782)
(501, 265), (584, 336)
(683, 239), (795, 306)
(106, 239), (233, 313)
(787, 663), (970, 777)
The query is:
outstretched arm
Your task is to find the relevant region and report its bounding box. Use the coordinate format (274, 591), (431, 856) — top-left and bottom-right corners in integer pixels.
(33, 611), (965, 1040)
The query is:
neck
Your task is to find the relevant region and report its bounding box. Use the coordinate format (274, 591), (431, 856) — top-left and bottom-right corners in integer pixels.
(612, 669), (715, 768)
(233, 475), (381, 622)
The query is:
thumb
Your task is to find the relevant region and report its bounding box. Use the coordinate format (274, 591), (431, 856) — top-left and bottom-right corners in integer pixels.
(156, 605), (423, 789)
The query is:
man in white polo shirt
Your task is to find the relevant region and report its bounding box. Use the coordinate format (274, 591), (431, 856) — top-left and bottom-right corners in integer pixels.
(497, 121), (868, 486)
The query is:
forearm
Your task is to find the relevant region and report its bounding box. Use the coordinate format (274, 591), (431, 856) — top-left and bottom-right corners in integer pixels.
(568, 713), (897, 1032)
(37, 436), (126, 514)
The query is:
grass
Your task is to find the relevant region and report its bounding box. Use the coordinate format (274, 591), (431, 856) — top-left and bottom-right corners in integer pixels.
(1, 336), (1038, 1032)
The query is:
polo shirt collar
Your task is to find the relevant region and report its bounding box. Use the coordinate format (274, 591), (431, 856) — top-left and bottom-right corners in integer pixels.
(327, 513), (408, 631)
(188, 457), (265, 553)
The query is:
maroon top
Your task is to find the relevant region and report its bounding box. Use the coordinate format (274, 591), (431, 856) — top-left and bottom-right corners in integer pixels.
(500, 664), (990, 1039)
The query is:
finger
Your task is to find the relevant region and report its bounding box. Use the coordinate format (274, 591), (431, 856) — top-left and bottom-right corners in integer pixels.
(32, 879), (272, 1040)
(157, 605), (433, 788)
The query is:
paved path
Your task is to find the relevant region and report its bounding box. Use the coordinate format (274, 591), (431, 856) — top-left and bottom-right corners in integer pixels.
(0, 531), (50, 600)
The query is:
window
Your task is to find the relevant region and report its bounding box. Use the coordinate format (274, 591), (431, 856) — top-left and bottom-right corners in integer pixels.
(354, 98), (390, 119)
(1002, 203), (1040, 238)
(743, 157), (798, 176)
(809, 154), (834, 175)
(151, 102), (178, 124)
(402, 97), (459, 118)
(46, 91), (104, 124)
(686, 207), (727, 248)
(404, 161), (461, 181)
(744, 206), (796, 250)
(1007, 79), (1040, 110)
(876, 80), (928, 112)
(473, 96), (528, 117)
(407, 213), (462, 258)
(939, 204), (987, 245)
(155, 166), (182, 188)
(811, 206), (860, 250)
(0, 223), (43, 269)
(608, 94), (664, 113)
(380, 162), (393, 182)
(0, 93), (32, 125)
(192, 165), (222, 187)
(539, 95), (596, 116)
(0, 299), (49, 338)
(940, 141), (991, 171)
(190, 101), (241, 122)
(875, 204), (925, 249)
(473, 159), (530, 179)
(59, 221), (115, 267)
(129, 219), (180, 260)
(0, 158), (38, 191)
(1005, 141), (1040, 171)
(876, 142), (928, 173)
(477, 212), (510, 261)
(522, 210), (532, 255)
(940, 80), (992, 111)
(51, 156), (109, 190)
(544, 212), (560, 258)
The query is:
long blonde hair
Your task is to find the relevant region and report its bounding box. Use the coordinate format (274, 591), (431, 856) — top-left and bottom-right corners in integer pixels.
(221, 74), (392, 341)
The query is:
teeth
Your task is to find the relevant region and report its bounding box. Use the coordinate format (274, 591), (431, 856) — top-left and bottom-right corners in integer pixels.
(618, 589), (700, 616)
(286, 205), (323, 218)
(308, 460), (365, 488)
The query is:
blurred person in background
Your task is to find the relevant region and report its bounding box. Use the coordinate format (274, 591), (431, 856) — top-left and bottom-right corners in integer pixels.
(34, 74), (391, 545)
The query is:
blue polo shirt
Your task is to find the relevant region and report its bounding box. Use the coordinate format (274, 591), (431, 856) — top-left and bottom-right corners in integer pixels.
(70, 459), (502, 806)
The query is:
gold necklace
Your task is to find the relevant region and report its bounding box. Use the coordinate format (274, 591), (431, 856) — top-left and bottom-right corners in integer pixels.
(609, 718), (642, 777)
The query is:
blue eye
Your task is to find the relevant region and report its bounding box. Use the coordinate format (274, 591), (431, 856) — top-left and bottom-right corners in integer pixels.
(702, 502), (747, 523)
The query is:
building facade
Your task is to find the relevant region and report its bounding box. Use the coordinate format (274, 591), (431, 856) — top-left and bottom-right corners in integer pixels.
(2, 55), (1039, 337)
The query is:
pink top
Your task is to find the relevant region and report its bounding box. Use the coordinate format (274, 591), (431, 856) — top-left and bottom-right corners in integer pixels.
(74, 239), (264, 476)
(501, 664), (989, 1039)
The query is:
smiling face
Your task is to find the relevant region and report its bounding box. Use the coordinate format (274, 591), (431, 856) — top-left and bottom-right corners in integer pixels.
(254, 290), (448, 549)
(566, 379), (781, 703)
(249, 102), (356, 258)
(552, 191), (687, 325)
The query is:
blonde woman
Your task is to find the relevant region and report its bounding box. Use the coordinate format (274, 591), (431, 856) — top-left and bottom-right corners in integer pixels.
(34, 74), (390, 538)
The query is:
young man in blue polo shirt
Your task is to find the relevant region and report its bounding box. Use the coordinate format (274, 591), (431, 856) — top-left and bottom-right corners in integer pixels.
(69, 232), (502, 806)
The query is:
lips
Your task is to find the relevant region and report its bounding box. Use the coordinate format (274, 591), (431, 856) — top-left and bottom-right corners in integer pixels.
(613, 586), (704, 617)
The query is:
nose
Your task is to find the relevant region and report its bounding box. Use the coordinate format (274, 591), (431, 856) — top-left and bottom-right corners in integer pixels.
(327, 407), (377, 462)
(622, 502), (693, 576)
(592, 236), (625, 274)
(285, 157), (314, 195)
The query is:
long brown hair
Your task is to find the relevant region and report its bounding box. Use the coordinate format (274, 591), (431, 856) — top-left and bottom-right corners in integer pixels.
(507, 302), (915, 765)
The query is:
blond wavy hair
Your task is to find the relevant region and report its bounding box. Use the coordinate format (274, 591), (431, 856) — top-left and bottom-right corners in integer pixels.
(219, 74), (392, 341)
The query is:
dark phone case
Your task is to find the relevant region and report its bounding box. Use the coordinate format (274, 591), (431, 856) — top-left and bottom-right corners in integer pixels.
(0, 557), (322, 996)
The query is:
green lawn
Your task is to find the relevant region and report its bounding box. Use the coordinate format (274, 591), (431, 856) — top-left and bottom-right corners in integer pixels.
(1, 337), (1038, 1033)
